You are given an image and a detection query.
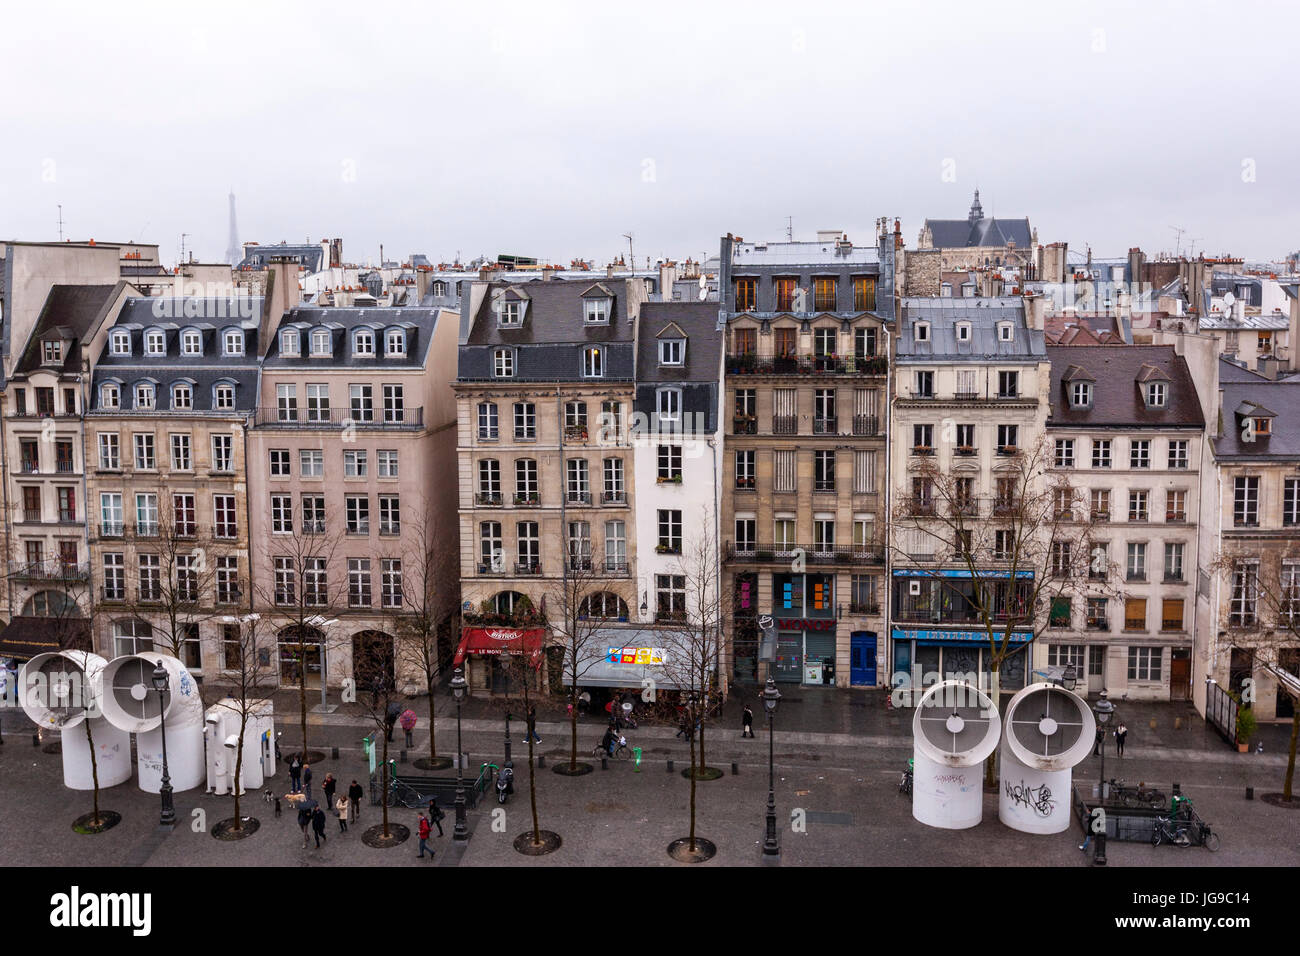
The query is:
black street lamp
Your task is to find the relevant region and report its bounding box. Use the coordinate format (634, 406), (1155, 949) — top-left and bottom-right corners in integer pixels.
(151, 663), (175, 829)
(761, 676), (781, 862)
(1091, 689), (1114, 866)
(450, 666), (468, 844)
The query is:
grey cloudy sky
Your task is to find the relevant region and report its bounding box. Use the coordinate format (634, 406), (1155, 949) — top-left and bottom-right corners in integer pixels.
(2, 0), (1296, 267)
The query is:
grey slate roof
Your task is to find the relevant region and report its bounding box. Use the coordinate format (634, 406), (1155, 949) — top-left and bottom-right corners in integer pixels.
(88, 367), (260, 414)
(1046, 345), (1204, 430)
(924, 217), (1033, 250)
(729, 240), (880, 267)
(99, 296), (263, 368)
(264, 306), (439, 368)
(1214, 373), (1300, 460)
(13, 284), (119, 376)
(238, 243), (325, 273)
(897, 297), (1045, 362)
(635, 302), (722, 384)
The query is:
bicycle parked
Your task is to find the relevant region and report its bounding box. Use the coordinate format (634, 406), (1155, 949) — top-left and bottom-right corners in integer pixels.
(1108, 778), (1167, 810)
(899, 759), (913, 796)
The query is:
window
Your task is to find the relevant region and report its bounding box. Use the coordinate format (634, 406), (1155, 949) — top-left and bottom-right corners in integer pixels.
(854, 326), (877, 357)
(584, 297), (610, 324)
(382, 384), (404, 423)
(1070, 381), (1093, 408)
(813, 327), (837, 359)
(656, 388), (681, 424)
(138, 554), (161, 601)
(955, 321), (971, 341)
(813, 277), (836, 311)
(1168, 440), (1189, 469)
(605, 520), (627, 571)
(850, 574), (878, 612)
(955, 423), (975, 449)
(1054, 487), (1075, 521)
(378, 450), (398, 478)
(479, 522), (503, 570)
(170, 434), (192, 471)
(514, 459), (538, 501)
(579, 592), (628, 620)
(517, 522), (540, 570)
(1164, 542), (1184, 581)
(386, 329), (406, 357)
(659, 339), (684, 365)
(914, 321), (930, 342)
(914, 370), (934, 398)
(1282, 561), (1300, 623)
(913, 424), (934, 453)
(175, 554), (200, 603)
(1128, 490), (1148, 522)
(853, 277), (876, 312)
(1124, 598), (1147, 631)
(113, 618), (154, 656)
(478, 459), (502, 502)
(306, 384), (330, 422)
(102, 554), (125, 601)
(346, 495), (370, 534)
(1230, 561), (1258, 626)
(101, 383), (120, 410)
(774, 277), (796, 311)
(379, 496), (400, 535)
(110, 329), (131, 355)
(499, 300), (523, 327)
(135, 383), (155, 410)
(1128, 647), (1163, 682)
(567, 521), (592, 569)
(224, 329), (244, 355)
(814, 450), (836, 492)
(281, 329), (301, 356)
(300, 449), (323, 477)
(735, 450), (755, 489)
(997, 371), (1019, 399)
(304, 557), (327, 606)
(349, 558), (372, 607)
(656, 574), (686, 621)
(1129, 439), (1150, 469)
(774, 517), (796, 551)
(145, 329), (165, 355)
(1054, 439), (1075, 468)
(774, 450), (796, 492)
(349, 384), (373, 422)
(1090, 489), (1110, 520)
(994, 529), (1015, 560)
(734, 517), (757, 552)
(997, 424), (1018, 452)
(270, 449), (291, 476)
(1085, 597), (1108, 630)
(272, 494), (293, 533)
(207, 434), (231, 473)
(1050, 541), (1073, 576)
(98, 433), (120, 470)
(168, 494), (195, 537)
(344, 449), (368, 477)
(1092, 440), (1111, 468)
(514, 402), (536, 440)
(1126, 543), (1147, 581)
(600, 400), (622, 442)
(997, 322), (1013, 342)
(178, 329), (201, 356)
(813, 517), (835, 552)
(274, 557), (296, 605)
(353, 329), (375, 356)
(214, 383), (235, 409)
(1048, 643), (1084, 666)
(214, 495), (237, 538)
(658, 509), (682, 553)
(1145, 382), (1166, 408)
(1161, 598), (1184, 632)
(853, 450), (876, 494)
(277, 384), (298, 422)
(1234, 476), (1259, 526)
(100, 493), (124, 535)
(814, 388), (836, 430)
(1165, 489), (1186, 522)
(494, 348), (515, 378)
(1286, 478), (1300, 526)
(301, 495), (325, 533)
(216, 556), (239, 604)
(311, 329), (332, 356)
(381, 559), (403, 608)
(134, 433), (156, 470)
(602, 458), (624, 502)
(172, 384), (192, 410)
(478, 402), (499, 440)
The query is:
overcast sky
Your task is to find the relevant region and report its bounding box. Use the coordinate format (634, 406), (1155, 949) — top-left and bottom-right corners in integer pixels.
(2, 0), (1296, 268)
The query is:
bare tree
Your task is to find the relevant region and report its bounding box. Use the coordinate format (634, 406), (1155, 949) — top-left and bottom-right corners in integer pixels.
(210, 612), (276, 832)
(890, 435), (1112, 785)
(355, 618), (403, 840)
(496, 649), (553, 850)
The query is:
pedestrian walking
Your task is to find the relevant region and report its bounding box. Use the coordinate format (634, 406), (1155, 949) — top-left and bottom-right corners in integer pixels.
(675, 712), (690, 739)
(311, 806), (327, 848)
(302, 763), (313, 800)
(523, 704), (542, 745)
(742, 704), (755, 738)
(288, 753), (302, 793)
(297, 804), (311, 848)
(348, 779), (364, 821)
(385, 701), (402, 743)
(1092, 726), (1104, 757)
(335, 795), (350, 832)
(427, 797), (446, 836)
(1114, 722), (1128, 757)
(323, 773), (337, 811)
(417, 812), (433, 860)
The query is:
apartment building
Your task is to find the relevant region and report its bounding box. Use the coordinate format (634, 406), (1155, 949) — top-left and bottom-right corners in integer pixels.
(1044, 345), (1207, 701)
(246, 301), (459, 693)
(454, 278), (647, 695)
(85, 295), (261, 669)
(1210, 358), (1300, 723)
(719, 228), (895, 689)
(889, 296), (1049, 695)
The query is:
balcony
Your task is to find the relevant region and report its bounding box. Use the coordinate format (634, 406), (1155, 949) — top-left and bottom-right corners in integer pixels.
(133, 522), (159, 539)
(514, 562), (543, 576)
(726, 354), (887, 376)
(19, 461), (39, 474)
(567, 557), (594, 572)
(848, 602), (881, 615)
(137, 586), (162, 604)
(513, 493), (541, 507)
(733, 417), (758, 435)
(600, 490), (626, 505)
(814, 480), (836, 493)
(475, 492), (503, 507)
(996, 445), (1019, 456)
(993, 498), (1018, 516)
(908, 500), (936, 517)
(1086, 617), (1109, 631)
(477, 560), (506, 576)
(1161, 618), (1184, 632)
(813, 417), (838, 435)
(1092, 511), (1110, 523)
(21, 508), (42, 523)
(566, 491), (593, 506)
(655, 543), (682, 556)
(735, 477), (756, 491)
(55, 460), (76, 474)
(99, 522), (125, 538)
(175, 523), (197, 538)
(346, 523), (369, 536)
(1165, 511), (1187, 523)
(656, 610), (687, 624)
(253, 406), (423, 429)
(8, 560), (90, 581)
(772, 416), (798, 435)
(379, 522), (400, 536)
(564, 425), (589, 443)
(303, 520), (326, 534)
(724, 541), (884, 565)
(100, 585), (126, 603)
(852, 415), (879, 437)
(1128, 512), (1149, 523)
(603, 560), (629, 575)
(912, 445), (934, 457)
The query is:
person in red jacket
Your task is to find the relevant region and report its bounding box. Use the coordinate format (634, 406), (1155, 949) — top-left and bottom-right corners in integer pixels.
(417, 813), (434, 861)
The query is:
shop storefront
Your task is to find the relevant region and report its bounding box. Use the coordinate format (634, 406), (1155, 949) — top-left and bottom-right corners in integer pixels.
(771, 571), (837, 685)
(454, 626), (546, 695)
(564, 628), (706, 696)
(890, 627), (1030, 700)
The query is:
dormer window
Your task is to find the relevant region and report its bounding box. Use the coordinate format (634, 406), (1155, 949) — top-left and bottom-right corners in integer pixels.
(42, 340), (63, 364)
(223, 329), (244, 356)
(499, 301), (523, 327)
(493, 348), (515, 378)
(386, 329), (406, 357)
(1255, 417), (1271, 436)
(280, 329), (301, 356)
(172, 384), (192, 410)
(659, 339), (684, 366)
(431, 280), (447, 297)
(940, 283), (953, 298)
(584, 297), (611, 324)
(135, 383), (155, 410)
(110, 329), (131, 355)
(914, 321), (930, 342)
(583, 346), (604, 378)
(311, 329), (332, 356)
(955, 322), (971, 342)
(101, 384), (120, 409)
(145, 329), (166, 356)
(657, 387), (681, 424)
(354, 329), (375, 356)
(1071, 382), (1093, 408)
(1145, 382), (1167, 408)
(214, 384), (235, 409)
(181, 330), (202, 356)
(997, 322), (1013, 342)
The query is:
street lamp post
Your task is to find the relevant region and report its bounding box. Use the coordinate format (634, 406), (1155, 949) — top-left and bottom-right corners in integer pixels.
(450, 666), (468, 843)
(152, 663), (175, 829)
(761, 676), (781, 862)
(1092, 689), (1114, 866)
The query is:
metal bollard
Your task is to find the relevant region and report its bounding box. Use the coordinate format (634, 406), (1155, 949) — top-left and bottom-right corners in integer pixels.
(331, 746), (339, 760)
(601, 757), (608, 770)
(731, 762), (739, 775)
(1172, 782), (1180, 795)
(538, 754), (545, 768)
(667, 759), (674, 773)
(32, 733), (40, 747)
(1094, 832), (1107, 866)
(1246, 786), (1254, 800)
(399, 750), (407, 763)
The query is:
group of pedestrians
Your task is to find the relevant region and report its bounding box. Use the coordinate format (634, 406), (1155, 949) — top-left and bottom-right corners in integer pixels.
(417, 798), (447, 861)
(289, 757), (367, 850)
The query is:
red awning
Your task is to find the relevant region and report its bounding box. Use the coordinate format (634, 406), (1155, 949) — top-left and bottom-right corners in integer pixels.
(454, 627), (545, 666)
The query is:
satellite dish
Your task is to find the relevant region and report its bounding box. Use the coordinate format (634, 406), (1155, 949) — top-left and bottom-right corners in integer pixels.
(1223, 291), (1236, 310)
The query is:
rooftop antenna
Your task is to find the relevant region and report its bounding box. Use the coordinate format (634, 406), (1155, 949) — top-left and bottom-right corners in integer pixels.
(1169, 225), (1187, 258)
(180, 233), (189, 265)
(622, 233), (634, 272)
(786, 216), (793, 241)
(57, 204), (64, 242)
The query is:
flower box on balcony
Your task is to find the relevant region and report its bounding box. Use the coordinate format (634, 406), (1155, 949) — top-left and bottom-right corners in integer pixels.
(514, 494), (540, 505)
(997, 445), (1018, 456)
(656, 474), (682, 484)
(956, 446), (975, 456)
(655, 544), (681, 555)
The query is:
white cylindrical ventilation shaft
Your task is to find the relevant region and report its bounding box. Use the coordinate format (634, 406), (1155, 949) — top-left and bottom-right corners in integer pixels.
(999, 682), (1096, 834)
(911, 679), (1002, 830)
(101, 653), (206, 793)
(19, 651), (132, 790)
